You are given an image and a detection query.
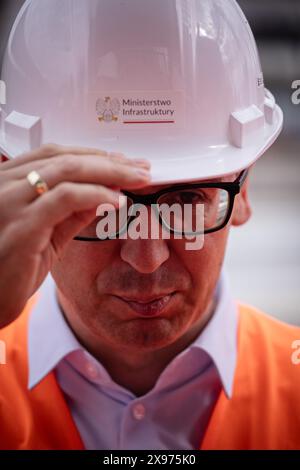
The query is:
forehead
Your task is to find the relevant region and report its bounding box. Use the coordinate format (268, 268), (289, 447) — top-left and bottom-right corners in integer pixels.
(133, 173), (237, 195)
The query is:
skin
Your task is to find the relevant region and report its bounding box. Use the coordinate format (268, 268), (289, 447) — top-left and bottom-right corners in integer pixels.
(0, 144), (152, 326)
(0, 144), (251, 397)
(52, 176), (252, 396)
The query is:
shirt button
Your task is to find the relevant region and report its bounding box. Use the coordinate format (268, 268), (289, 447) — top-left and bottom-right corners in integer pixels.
(132, 403), (146, 420)
(86, 362), (98, 380)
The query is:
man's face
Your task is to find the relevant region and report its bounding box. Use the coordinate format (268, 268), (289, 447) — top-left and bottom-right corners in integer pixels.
(51, 173), (251, 353)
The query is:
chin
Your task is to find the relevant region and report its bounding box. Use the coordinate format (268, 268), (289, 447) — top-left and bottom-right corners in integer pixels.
(102, 314), (186, 351)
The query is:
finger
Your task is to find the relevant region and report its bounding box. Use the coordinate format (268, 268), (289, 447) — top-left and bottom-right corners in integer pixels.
(8, 156), (151, 204)
(1, 151), (151, 181)
(0, 144), (110, 170)
(1, 143), (150, 173)
(0, 159), (151, 217)
(51, 208), (98, 252)
(109, 153), (151, 169)
(11, 183), (125, 252)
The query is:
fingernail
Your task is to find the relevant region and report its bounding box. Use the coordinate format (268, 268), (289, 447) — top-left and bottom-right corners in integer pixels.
(109, 152), (127, 159)
(132, 158), (151, 167)
(135, 168), (151, 179)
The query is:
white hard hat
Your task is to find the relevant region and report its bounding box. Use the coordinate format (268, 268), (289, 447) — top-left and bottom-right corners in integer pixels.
(0, 0), (283, 184)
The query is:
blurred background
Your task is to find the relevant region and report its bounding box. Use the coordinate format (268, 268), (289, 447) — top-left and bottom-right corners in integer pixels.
(226, 0), (300, 325)
(1, 0), (300, 324)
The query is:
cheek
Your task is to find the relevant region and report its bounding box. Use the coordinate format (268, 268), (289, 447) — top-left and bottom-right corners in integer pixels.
(171, 228), (229, 291)
(51, 241), (119, 294)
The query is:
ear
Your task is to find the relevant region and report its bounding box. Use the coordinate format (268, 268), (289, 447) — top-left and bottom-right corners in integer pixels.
(231, 172), (252, 227)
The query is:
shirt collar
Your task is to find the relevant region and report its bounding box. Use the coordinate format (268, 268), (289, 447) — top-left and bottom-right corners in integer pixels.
(28, 273), (237, 397)
(189, 274), (238, 397)
(28, 274), (81, 389)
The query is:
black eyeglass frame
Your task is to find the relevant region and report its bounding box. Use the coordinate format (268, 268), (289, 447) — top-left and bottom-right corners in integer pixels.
(74, 169), (249, 241)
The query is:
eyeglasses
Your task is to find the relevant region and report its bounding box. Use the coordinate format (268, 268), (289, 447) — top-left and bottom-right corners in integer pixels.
(74, 169), (249, 241)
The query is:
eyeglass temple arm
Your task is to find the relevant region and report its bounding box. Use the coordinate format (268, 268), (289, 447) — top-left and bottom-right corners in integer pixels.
(236, 168), (249, 190)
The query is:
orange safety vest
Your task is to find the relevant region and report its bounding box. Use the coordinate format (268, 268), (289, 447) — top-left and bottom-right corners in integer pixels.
(0, 299), (300, 450)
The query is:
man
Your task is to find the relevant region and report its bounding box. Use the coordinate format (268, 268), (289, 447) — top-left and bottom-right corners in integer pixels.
(0, 0), (300, 450)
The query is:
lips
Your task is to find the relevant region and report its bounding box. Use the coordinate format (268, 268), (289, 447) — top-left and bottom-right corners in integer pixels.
(114, 293), (175, 317)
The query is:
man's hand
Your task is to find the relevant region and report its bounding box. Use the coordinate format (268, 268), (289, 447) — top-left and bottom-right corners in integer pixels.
(0, 144), (151, 328)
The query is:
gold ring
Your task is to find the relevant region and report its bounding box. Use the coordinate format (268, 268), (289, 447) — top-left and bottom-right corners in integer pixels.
(27, 170), (49, 196)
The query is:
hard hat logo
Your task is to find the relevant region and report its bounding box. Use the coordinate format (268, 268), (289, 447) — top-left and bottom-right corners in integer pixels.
(96, 97), (120, 123)
(95, 93), (180, 127)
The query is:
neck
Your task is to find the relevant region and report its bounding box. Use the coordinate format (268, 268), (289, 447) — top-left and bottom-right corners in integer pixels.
(58, 295), (217, 397)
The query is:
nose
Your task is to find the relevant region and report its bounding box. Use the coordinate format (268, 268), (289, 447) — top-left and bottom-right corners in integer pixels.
(120, 238), (170, 274)
(120, 207), (170, 274)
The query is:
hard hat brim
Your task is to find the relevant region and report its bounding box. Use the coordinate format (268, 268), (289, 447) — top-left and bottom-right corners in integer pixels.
(149, 104), (283, 184)
(0, 104), (283, 184)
